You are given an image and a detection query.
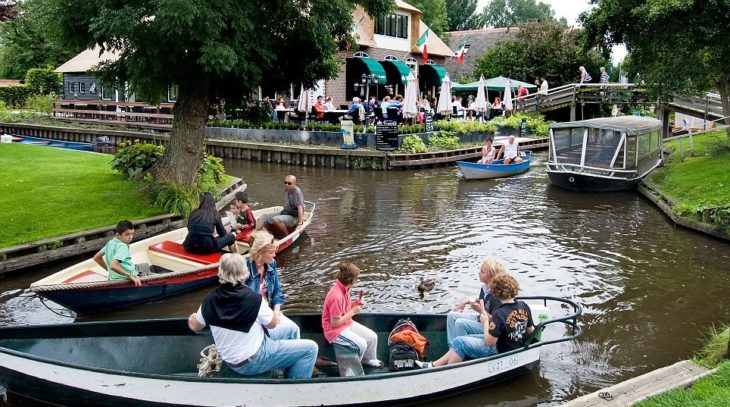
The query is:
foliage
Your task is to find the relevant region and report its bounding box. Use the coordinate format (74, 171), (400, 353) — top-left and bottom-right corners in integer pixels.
(0, 0), (79, 79)
(399, 134), (428, 153)
(197, 153), (226, 192)
(489, 112), (550, 136)
(24, 67), (63, 95)
(482, 0), (565, 28)
(581, 0), (730, 138)
(428, 131), (461, 150)
(435, 119), (497, 133)
(150, 182), (200, 217)
(224, 99), (273, 122)
(23, 94), (54, 114)
(407, 0), (449, 37)
(0, 143), (165, 248)
(0, 1), (18, 22)
(398, 124), (426, 135)
(446, 0), (484, 31)
(111, 141), (165, 180)
(0, 84), (31, 107)
(633, 360), (730, 407)
(474, 21), (607, 87)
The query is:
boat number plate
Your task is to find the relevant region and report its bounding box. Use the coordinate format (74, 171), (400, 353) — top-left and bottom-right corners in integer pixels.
(486, 356), (519, 374)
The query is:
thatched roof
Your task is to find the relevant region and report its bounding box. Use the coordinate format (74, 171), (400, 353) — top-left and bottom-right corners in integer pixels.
(443, 28), (520, 81)
(55, 46), (120, 73)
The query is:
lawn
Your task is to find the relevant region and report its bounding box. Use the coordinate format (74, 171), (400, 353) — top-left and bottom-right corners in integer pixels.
(648, 131), (730, 215)
(0, 143), (166, 248)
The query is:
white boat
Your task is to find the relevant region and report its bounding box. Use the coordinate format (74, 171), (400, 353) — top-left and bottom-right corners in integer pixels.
(29, 202), (315, 314)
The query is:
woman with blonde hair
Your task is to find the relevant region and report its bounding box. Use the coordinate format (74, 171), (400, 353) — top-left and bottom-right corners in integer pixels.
(244, 230), (300, 340)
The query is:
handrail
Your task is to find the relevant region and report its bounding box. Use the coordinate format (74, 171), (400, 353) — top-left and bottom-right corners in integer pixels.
(546, 162), (637, 174)
(514, 296), (583, 351)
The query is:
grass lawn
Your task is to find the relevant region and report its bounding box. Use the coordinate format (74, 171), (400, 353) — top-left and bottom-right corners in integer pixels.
(648, 131), (730, 215)
(0, 143), (166, 248)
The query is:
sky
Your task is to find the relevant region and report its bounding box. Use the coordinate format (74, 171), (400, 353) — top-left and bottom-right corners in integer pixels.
(474, 0), (627, 63)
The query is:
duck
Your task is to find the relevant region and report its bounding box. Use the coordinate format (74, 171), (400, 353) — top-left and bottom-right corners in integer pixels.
(417, 277), (436, 293)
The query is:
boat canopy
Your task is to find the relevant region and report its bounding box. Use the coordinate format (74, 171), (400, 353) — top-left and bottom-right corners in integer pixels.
(550, 116), (661, 136)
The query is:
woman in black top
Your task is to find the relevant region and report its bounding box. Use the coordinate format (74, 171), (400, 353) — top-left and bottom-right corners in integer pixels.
(183, 193), (238, 254)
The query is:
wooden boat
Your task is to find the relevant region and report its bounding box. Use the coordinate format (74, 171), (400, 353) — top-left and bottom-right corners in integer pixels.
(546, 116), (663, 192)
(457, 150), (532, 180)
(13, 135), (95, 151)
(0, 297), (582, 407)
(30, 202), (315, 314)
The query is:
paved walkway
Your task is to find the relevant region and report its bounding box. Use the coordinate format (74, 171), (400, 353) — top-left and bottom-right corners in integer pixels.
(563, 360), (713, 406)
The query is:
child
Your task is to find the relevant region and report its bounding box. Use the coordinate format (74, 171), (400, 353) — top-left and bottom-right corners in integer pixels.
(92, 220), (144, 286)
(231, 191), (256, 243)
(321, 262), (383, 368)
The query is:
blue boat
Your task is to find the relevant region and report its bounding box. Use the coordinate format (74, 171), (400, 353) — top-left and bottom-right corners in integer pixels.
(457, 150), (532, 179)
(13, 135), (94, 151)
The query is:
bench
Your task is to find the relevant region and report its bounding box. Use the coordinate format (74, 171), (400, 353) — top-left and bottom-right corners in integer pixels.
(333, 343), (365, 377)
(148, 241), (221, 264)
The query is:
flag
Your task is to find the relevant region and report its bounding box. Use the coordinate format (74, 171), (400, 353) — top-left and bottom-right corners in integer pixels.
(346, 15), (365, 53)
(417, 29), (429, 63)
(455, 42), (469, 64)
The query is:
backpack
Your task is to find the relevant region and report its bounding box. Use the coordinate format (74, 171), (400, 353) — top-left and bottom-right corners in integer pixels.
(387, 318), (429, 371)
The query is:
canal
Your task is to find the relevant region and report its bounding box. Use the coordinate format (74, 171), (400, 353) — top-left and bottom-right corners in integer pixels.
(1, 152), (728, 406)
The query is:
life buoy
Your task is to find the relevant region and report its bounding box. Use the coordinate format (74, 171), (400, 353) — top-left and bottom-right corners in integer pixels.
(568, 176), (575, 183)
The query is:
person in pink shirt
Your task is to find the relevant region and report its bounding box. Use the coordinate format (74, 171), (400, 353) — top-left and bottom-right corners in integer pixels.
(321, 262), (383, 368)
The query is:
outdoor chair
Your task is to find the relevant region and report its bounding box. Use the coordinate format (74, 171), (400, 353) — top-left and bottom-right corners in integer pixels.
(386, 107), (402, 124)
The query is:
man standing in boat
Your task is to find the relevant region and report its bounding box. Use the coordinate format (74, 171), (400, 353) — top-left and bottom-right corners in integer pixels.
(496, 135), (524, 164)
(258, 175), (305, 239)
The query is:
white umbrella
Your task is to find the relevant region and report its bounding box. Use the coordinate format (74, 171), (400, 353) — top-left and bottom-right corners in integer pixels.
(297, 84), (312, 127)
(402, 72), (418, 119)
(437, 73), (452, 116)
(474, 75), (488, 118)
(502, 80), (513, 111)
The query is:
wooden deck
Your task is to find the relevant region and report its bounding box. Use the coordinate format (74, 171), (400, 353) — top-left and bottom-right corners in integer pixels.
(52, 100), (174, 130)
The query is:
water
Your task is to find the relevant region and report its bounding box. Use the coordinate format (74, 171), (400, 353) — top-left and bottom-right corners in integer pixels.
(1, 152), (728, 405)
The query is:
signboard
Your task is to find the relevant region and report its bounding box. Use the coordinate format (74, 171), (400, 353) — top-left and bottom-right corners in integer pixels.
(376, 121), (399, 151)
(519, 118), (527, 137)
(340, 119), (356, 149)
(425, 113), (434, 133)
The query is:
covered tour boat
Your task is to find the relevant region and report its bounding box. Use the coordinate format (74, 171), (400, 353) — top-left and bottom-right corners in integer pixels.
(546, 116), (663, 192)
(0, 297), (582, 406)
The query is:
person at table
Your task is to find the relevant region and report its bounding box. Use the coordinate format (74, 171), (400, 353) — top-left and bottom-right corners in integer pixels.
(188, 253), (318, 379)
(451, 96), (464, 117)
(257, 175), (305, 239)
(313, 96), (326, 121)
(183, 192), (238, 254)
(380, 95), (392, 116)
(496, 135), (524, 164)
(322, 261), (384, 368)
(324, 96), (336, 111)
(275, 97), (288, 122)
(365, 96), (379, 125)
(416, 272), (534, 368)
(492, 97), (502, 109)
(477, 139), (497, 164)
(93, 220), (146, 286)
(446, 258), (505, 346)
(344, 97), (365, 124)
(244, 230), (301, 340)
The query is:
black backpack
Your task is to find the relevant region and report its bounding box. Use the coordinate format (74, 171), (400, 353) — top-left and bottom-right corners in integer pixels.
(388, 341), (419, 371)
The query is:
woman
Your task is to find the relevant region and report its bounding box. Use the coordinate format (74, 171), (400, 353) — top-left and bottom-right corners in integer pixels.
(445, 258), (504, 346)
(183, 192), (237, 254)
(275, 97), (288, 122)
(579, 66), (592, 84)
(244, 230), (300, 340)
(417, 272), (534, 368)
(188, 253), (317, 379)
(324, 96), (336, 111)
(477, 139), (497, 165)
(492, 97), (502, 108)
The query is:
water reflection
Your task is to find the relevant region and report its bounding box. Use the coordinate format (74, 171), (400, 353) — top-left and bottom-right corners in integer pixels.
(0, 152), (728, 406)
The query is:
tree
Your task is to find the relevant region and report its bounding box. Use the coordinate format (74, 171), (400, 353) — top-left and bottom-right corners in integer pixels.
(38, 0), (392, 187)
(408, 0), (449, 36)
(582, 0), (730, 138)
(0, 0), (78, 79)
(482, 0), (564, 28)
(474, 21), (606, 87)
(446, 0), (485, 31)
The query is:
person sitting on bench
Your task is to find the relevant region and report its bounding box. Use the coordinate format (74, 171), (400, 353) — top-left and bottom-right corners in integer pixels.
(257, 175), (304, 239)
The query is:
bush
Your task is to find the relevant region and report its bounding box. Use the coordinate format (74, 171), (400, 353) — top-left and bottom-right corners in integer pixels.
(434, 119), (497, 134)
(24, 95), (54, 114)
(428, 131), (461, 150)
(0, 85), (32, 108)
(111, 140), (165, 180)
(399, 135), (427, 153)
(24, 67), (62, 96)
(151, 182), (200, 216)
(198, 153), (225, 192)
(398, 124), (425, 135)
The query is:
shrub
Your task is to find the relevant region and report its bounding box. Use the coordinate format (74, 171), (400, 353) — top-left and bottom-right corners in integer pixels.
(24, 95), (54, 114)
(398, 124), (425, 135)
(0, 85), (32, 107)
(428, 131), (462, 150)
(399, 134), (427, 153)
(111, 140), (165, 180)
(151, 182), (200, 216)
(198, 153), (225, 192)
(24, 67), (63, 96)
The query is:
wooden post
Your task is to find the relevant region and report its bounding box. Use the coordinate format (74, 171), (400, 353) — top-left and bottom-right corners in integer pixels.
(570, 104), (576, 121)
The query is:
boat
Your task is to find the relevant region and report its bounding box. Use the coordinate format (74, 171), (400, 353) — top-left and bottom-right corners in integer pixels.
(546, 116), (663, 192)
(457, 150), (532, 179)
(13, 135), (95, 151)
(30, 202), (315, 314)
(0, 297), (582, 407)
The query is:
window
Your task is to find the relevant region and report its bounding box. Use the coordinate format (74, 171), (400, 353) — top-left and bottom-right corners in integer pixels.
(168, 85), (178, 102)
(101, 85), (113, 100)
(384, 55), (398, 61)
(353, 51), (369, 58)
(375, 14), (408, 39)
(89, 82), (97, 94)
(69, 82), (75, 94)
(79, 82), (86, 94)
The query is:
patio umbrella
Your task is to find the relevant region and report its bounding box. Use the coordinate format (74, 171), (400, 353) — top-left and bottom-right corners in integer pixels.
(502, 80), (513, 111)
(297, 84), (312, 127)
(474, 75), (488, 117)
(437, 73), (452, 116)
(402, 72), (418, 119)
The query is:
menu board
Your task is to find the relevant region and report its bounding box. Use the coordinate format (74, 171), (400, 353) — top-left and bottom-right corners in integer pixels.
(376, 122), (399, 151)
(425, 113), (434, 133)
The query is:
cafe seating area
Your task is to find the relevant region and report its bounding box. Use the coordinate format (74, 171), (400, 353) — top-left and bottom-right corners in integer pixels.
(52, 100), (175, 130)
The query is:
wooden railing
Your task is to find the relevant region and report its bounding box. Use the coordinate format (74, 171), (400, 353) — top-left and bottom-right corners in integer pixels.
(52, 100), (174, 130)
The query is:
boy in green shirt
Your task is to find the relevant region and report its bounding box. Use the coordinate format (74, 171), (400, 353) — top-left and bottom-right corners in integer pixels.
(93, 220), (143, 286)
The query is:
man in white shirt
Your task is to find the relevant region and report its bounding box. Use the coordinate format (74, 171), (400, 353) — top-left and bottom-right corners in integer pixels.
(497, 135), (523, 164)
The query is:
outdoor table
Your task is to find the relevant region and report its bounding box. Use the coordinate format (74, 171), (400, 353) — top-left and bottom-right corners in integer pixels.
(324, 110), (348, 125)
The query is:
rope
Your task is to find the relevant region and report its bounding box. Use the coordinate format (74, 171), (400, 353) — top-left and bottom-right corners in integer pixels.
(37, 295), (76, 318)
(197, 344), (222, 377)
(31, 261), (223, 292)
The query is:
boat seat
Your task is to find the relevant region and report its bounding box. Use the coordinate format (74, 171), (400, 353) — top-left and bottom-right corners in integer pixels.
(148, 241), (221, 264)
(62, 269), (107, 284)
(333, 343), (365, 377)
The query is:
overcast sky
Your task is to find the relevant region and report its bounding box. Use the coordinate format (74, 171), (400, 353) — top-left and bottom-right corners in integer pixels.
(474, 0), (627, 63)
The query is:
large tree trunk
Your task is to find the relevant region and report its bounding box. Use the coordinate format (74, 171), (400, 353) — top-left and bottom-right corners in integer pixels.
(153, 81), (210, 186)
(718, 78), (730, 140)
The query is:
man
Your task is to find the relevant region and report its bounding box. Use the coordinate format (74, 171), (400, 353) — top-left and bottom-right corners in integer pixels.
(313, 96), (326, 121)
(258, 175), (305, 238)
(539, 76), (548, 95)
(599, 67), (610, 86)
(345, 97), (364, 124)
(497, 135), (523, 164)
(93, 220), (144, 286)
(365, 96), (379, 125)
(516, 84), (528, 110)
